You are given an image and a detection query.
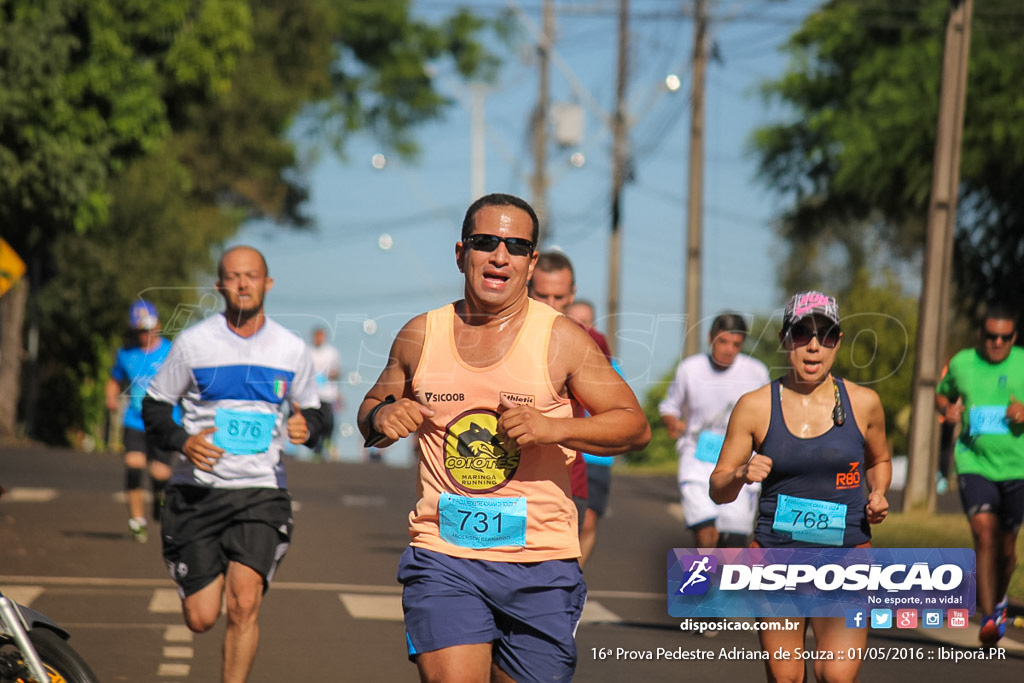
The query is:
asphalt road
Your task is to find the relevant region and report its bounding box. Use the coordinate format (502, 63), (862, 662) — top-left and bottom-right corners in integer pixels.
(1, 443), (1021, 682)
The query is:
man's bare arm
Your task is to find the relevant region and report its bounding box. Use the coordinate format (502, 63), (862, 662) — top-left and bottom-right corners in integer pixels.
(357, 315), (434, 447)
(500, 317), (650, 455)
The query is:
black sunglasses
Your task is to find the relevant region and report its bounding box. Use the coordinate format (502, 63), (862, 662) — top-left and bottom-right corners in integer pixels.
(786, 322), (841, 349)
(984, 331), (1015, 343)
(463, 234), (535, 257)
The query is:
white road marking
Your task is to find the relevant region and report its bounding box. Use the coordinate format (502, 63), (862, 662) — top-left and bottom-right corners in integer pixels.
(580, 600), (621, 624)
(162, 646), (193, 659)
(666, 502), (683, 523)
(149, 588), (181, 614)
(336, 593), (622, 624)
(157, 662), (190, 677)
(2, 585), (43, 607)
(164, 625), (193, 642)
(3, 487), (58, 502)
(339, 593), (403, 620)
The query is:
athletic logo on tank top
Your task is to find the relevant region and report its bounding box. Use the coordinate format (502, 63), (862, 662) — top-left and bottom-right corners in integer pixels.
(443, 409), (521, 493)
(499, 391), (534, 406)
(835, 462), (861, 489)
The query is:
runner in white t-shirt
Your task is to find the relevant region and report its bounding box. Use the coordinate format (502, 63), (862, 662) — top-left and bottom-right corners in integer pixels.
(309, 327), (343, 460)
(659, 313), (769, 548)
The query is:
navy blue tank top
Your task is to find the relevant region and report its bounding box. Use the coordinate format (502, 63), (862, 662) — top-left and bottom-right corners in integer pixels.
(754, 377), (870, 547)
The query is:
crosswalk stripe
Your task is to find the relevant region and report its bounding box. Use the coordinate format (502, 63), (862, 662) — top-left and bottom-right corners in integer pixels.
(3, 488), (58, 503)
(339, 593), (403, 620)
(156, 662), (190, 677)
(2, 585), (43, 607)
(149, 588), (182, 614)
(581, 600), (621, 623)
(164, 625), (192, 642)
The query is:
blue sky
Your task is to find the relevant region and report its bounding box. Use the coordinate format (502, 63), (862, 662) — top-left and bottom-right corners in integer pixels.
(228, 0), (817, 460)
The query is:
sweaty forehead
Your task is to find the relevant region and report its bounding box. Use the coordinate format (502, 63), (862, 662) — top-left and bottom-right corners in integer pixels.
(472, 205), (532, 237)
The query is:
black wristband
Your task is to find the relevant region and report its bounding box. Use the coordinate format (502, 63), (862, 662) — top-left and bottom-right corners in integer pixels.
(363, 395), (396, 448)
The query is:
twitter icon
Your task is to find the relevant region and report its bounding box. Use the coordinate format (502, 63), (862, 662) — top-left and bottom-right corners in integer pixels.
(871, 609), (892, 629)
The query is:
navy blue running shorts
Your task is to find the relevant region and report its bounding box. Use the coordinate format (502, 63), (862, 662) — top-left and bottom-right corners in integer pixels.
(958, 474), (1024, 532)
(397, 546), (586, 683)
(585, 465), (612, 517)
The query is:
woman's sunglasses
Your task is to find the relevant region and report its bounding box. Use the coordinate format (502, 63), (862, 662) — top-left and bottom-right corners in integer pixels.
(786, 322), (841, 348)
(463, 234), (535, 257)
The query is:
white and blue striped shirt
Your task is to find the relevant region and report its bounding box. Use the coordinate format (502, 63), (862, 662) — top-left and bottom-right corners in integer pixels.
(148, 313), (320, 489)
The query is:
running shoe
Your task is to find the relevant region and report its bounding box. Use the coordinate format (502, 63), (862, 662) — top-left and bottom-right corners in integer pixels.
(994, 596), (1008, 636)
(128, 517), (148, 543)
(979, 610), (1004, 646)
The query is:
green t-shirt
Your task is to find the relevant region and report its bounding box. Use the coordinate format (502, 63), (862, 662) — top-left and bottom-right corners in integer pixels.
(937, 346), (1024, 480)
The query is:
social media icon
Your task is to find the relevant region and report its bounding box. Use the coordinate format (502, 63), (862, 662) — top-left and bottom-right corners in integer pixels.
(948, 609), (969, 628)
(845, 609), (867, 629)
(871, 609), (892, 629)
(923, 610), (943, 628)
(896, 609), (917, 629)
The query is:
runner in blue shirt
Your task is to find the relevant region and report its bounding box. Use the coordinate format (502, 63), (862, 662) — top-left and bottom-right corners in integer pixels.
(105, 300), (176, 542)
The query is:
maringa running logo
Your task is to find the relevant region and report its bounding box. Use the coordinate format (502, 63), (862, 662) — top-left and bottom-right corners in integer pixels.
(443, 410), (520, 493)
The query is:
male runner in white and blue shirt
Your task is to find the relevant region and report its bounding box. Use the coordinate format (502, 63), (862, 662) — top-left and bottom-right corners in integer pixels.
(143, 245), (322, 683)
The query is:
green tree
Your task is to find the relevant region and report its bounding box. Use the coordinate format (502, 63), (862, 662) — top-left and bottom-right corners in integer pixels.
(831, 271), (919, 455)
(0, 0), (251, 437)
(3, 0), (501, 442)
(751, 0), (1024, 319)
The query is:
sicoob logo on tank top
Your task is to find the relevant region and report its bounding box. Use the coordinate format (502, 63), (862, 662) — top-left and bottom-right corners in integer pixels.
(444, 409), (520, 493)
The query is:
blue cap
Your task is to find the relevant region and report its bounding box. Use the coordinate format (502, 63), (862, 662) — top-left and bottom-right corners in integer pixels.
(129, 300), (159, 330)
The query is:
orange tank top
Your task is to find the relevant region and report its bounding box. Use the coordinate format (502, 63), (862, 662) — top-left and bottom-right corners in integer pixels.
(409, 299), (579, 561)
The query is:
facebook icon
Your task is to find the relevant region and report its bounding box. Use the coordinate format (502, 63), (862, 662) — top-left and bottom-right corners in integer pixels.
(845, 609), (867, 629)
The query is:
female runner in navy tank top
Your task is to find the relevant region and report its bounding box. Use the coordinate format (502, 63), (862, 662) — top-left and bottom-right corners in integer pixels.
(711, 291), (892, 683)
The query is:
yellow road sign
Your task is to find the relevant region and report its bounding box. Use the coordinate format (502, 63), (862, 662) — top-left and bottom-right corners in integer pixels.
(0, 238), (27, 298)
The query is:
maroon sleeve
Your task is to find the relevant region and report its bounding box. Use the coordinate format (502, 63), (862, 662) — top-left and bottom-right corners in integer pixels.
(587, 328), (613, 360)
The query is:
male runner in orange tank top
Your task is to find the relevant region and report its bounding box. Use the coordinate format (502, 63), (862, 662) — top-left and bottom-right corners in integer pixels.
(358, 193), (650, 683)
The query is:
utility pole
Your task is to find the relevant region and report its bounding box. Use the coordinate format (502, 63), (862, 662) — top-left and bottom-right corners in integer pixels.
(904, 0), (973, 512)
(682, 0), (709, 358)
(471, 83), (487, 200)
(530, 0), (554, 246)
(606, 0), (629, 357)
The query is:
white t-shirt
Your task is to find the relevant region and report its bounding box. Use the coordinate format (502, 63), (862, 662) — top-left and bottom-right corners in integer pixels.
(309, 343), (342, 404)
(147, 314), (320, 489)
(658, 353), (770, 484)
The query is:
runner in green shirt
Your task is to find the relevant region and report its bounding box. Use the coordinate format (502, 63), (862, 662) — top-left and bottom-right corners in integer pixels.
(936, 303), (1024, 646)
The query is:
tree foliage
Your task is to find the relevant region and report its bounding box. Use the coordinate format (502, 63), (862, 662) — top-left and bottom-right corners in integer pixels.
(751, 0), (1024, 318)
(0, 0), (501, 442)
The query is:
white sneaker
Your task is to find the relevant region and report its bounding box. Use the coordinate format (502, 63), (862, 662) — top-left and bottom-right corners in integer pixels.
(128, 517), (148, 543)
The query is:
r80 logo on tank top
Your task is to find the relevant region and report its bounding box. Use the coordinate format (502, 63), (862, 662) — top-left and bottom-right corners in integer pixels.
(444, 409), (520, 493)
